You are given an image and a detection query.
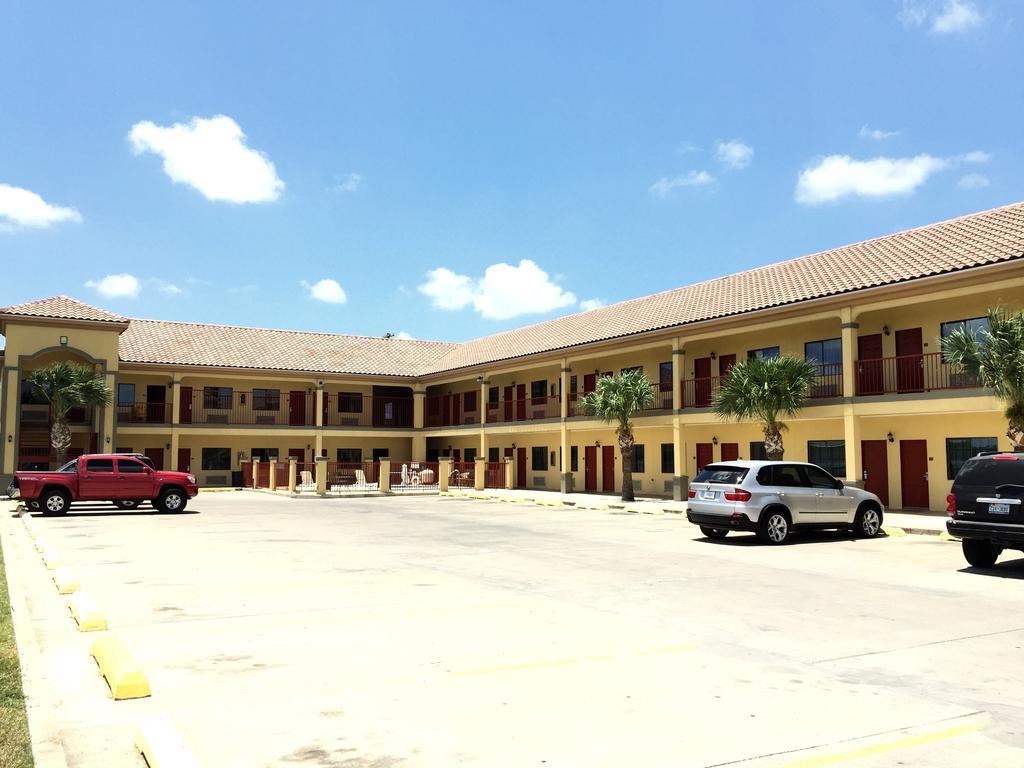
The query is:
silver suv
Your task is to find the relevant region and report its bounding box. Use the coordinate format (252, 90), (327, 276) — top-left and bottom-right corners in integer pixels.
(685, 460), (884, 544)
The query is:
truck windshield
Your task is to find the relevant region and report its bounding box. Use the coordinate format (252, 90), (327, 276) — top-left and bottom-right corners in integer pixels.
(56, 459), (78, 473)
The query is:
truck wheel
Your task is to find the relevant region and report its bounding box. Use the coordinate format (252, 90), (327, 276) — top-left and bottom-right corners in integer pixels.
(41, 489), (71, 516)
(962, 538), (1001, 568)
(114, 500), (141, 510)
(156, 488), (187, 513)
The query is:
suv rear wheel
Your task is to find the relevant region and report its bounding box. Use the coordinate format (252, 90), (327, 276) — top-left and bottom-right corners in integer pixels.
(758, 509), (791, 545)
(699, 525), (729, 540)
(853, 505), (883, 538)
(962, 538), (1001, 568)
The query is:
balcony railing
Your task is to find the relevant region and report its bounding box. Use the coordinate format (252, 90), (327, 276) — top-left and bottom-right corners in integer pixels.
(425, 393), (481, 428)
(183, 390), (316, 426)
(117, 401), (171, 424)
(854, 352), (981, 395)
(489, 396), (561, 423)
(324, 394), (413, 428)
(568, 386), (672, 417)
(680, 365), (845, 409)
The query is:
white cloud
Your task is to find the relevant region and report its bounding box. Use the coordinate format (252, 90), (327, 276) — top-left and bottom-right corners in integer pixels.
(418, 259), (577, 321)
(650, 171), (715, 198)
(960, 149), (991, 163)
(579, 298), (606, 311)
(0, 183), (81, 231)
(333, 173), (363, 193)
(395, 331), (415, 340)
(715, 140), (754, 169)
(128, 115), (284, 203)
(674, 141), (701, 155)
(958, 173), (990, 189)
(85, 273), (141, 299)
(150, 278), (182, 295)
(859, 125), (900, 140)
(932, 0), (984, 32)
(795, 154), (947, 205)
(301, 278), (347, 304)
(900, 0), (985, 33)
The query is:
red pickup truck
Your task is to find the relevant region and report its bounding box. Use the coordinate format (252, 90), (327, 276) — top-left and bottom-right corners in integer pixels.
(9, 453), (198, 514)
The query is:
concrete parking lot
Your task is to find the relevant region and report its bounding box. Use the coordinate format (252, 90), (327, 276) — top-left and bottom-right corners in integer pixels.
(5, 492), (1024, 767)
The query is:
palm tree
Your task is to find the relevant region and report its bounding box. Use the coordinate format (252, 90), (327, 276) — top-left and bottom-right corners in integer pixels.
(712, 356), (817, 460)
(26, 361), (111, 466)
(942, 308), (1024, 452)
(579, 369), (655, 501)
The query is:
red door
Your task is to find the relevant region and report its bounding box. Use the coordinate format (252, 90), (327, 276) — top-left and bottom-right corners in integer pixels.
(583, 374), (596, 394)
(515, 384), (527, 420)
(451, 449), (461, 463)
(516, 447), (527, 488)
(289, 391), (307, 426)
(143, 447), (164, 471)
(503, 386), (514, 421)
(322, 392), (331, 425)
(720, 443), (739, 462)
(602, 445), (615, 492)
(861, 440), (889, 506)
(146, 385), (167, 423)
(899, 439), (929, 509)
(504, 447), (513, 459)
(177, 448), (191, 473)
(584, 446), (597, 491)
(719, 354), (736, 378)
(694, 357), (712, 407)
(179, 386), (193, 424)
(442, 395), (452, 426)
(857, 334), (884, 395)
(895, 328), (924, 393)
(696, 443), (713, 472)
(452, 394), (461, 425)
(290, 448), (305, 463)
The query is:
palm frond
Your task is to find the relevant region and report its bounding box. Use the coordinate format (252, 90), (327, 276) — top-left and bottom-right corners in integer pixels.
(26, 361), (111, 418)
(712, 355), (817, 425)
(579, 369), (656, 428)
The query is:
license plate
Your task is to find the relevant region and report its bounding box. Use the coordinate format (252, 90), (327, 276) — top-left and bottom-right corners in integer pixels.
(988, 503), (1011, 515)
(701, 490), (716, 500)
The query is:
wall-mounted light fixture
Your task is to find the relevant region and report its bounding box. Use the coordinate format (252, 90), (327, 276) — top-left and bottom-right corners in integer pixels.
(712, 436), (719, 445)
(165, 443), (171, 450)
(59, 336), (68, 345)
(476, 375), (484, 383)
(883, 325), (891, 336)
(6, 435), (12, 443)
(887, 432), (894, 443)
(306, 444), (311, 450)
(105, 436), (111, 444)
(710, 351), (717, 360)
(511, 442), (517, 449)
(595, 440), (601, 448)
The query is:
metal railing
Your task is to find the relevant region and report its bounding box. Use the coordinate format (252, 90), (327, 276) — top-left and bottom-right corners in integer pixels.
(484, 462), (505, 489)
(116, 401), (171, 424)
(324, 394), (413, 428)
(449, 461), (476, 488)
(854, 352), (980, 395)
(184, 389), (316, 426)
(424, 394), (481, 428)
(326, 461), (380, 491)
(390, 461), (440, 493)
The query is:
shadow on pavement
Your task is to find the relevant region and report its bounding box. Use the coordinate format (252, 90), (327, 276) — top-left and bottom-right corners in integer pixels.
(958, 555), (1024, 580)
(696, 529), (886, 547)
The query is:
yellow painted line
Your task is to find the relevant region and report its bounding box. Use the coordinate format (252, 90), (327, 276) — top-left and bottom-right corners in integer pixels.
(135, 716), (200, 768)
(52, 566), (80, 595)
(784, 721), (984, 768)
(68, 591), (108, 632)
(91, 635), (151, 700)
(34, 537), (49, 553)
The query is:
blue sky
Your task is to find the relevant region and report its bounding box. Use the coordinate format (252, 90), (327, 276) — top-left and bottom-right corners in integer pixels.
(1, 1), (1021, 342)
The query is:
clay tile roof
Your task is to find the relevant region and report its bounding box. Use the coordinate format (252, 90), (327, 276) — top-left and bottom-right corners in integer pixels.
(117, 319), (458, 377)
(0, 295), (129, 324)
(426, 201), (1024, 374)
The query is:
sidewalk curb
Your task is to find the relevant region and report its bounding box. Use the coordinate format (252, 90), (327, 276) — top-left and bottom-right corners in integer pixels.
(1, 509), (71, 768)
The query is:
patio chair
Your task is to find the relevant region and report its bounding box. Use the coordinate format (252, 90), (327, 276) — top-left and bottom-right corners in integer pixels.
(354, 469), (379, 490)
(297, 470), (315, 492)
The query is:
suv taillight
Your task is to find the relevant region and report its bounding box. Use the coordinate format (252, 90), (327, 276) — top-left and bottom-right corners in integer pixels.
(687, 488), (696, 499)
(946, 493), (957, 516)
(724, 487), (752, 502)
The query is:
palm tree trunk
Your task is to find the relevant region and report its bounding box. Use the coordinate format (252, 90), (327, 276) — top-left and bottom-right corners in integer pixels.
(764, 422), (784, 461)
(618, 426), (635, 502)
(51, 417), (72, 467)
(1008, 413), (1024, 452)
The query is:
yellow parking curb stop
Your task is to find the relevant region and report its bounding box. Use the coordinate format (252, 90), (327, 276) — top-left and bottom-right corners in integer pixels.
(42, 548), (62, 569)
(882, 526), (907, 537)
(53, 566), (80, 595)
(938, 531), (959, 542)
(68, 591), (108, 632)
(135, 716), (200, 768)
(91, 635), (151, 700)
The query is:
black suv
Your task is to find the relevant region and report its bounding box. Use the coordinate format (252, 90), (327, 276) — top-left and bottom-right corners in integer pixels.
(947, 452), (1024, 567)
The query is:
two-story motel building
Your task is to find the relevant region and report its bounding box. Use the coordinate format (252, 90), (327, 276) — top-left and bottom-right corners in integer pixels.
(2, 202), (1023, 511)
